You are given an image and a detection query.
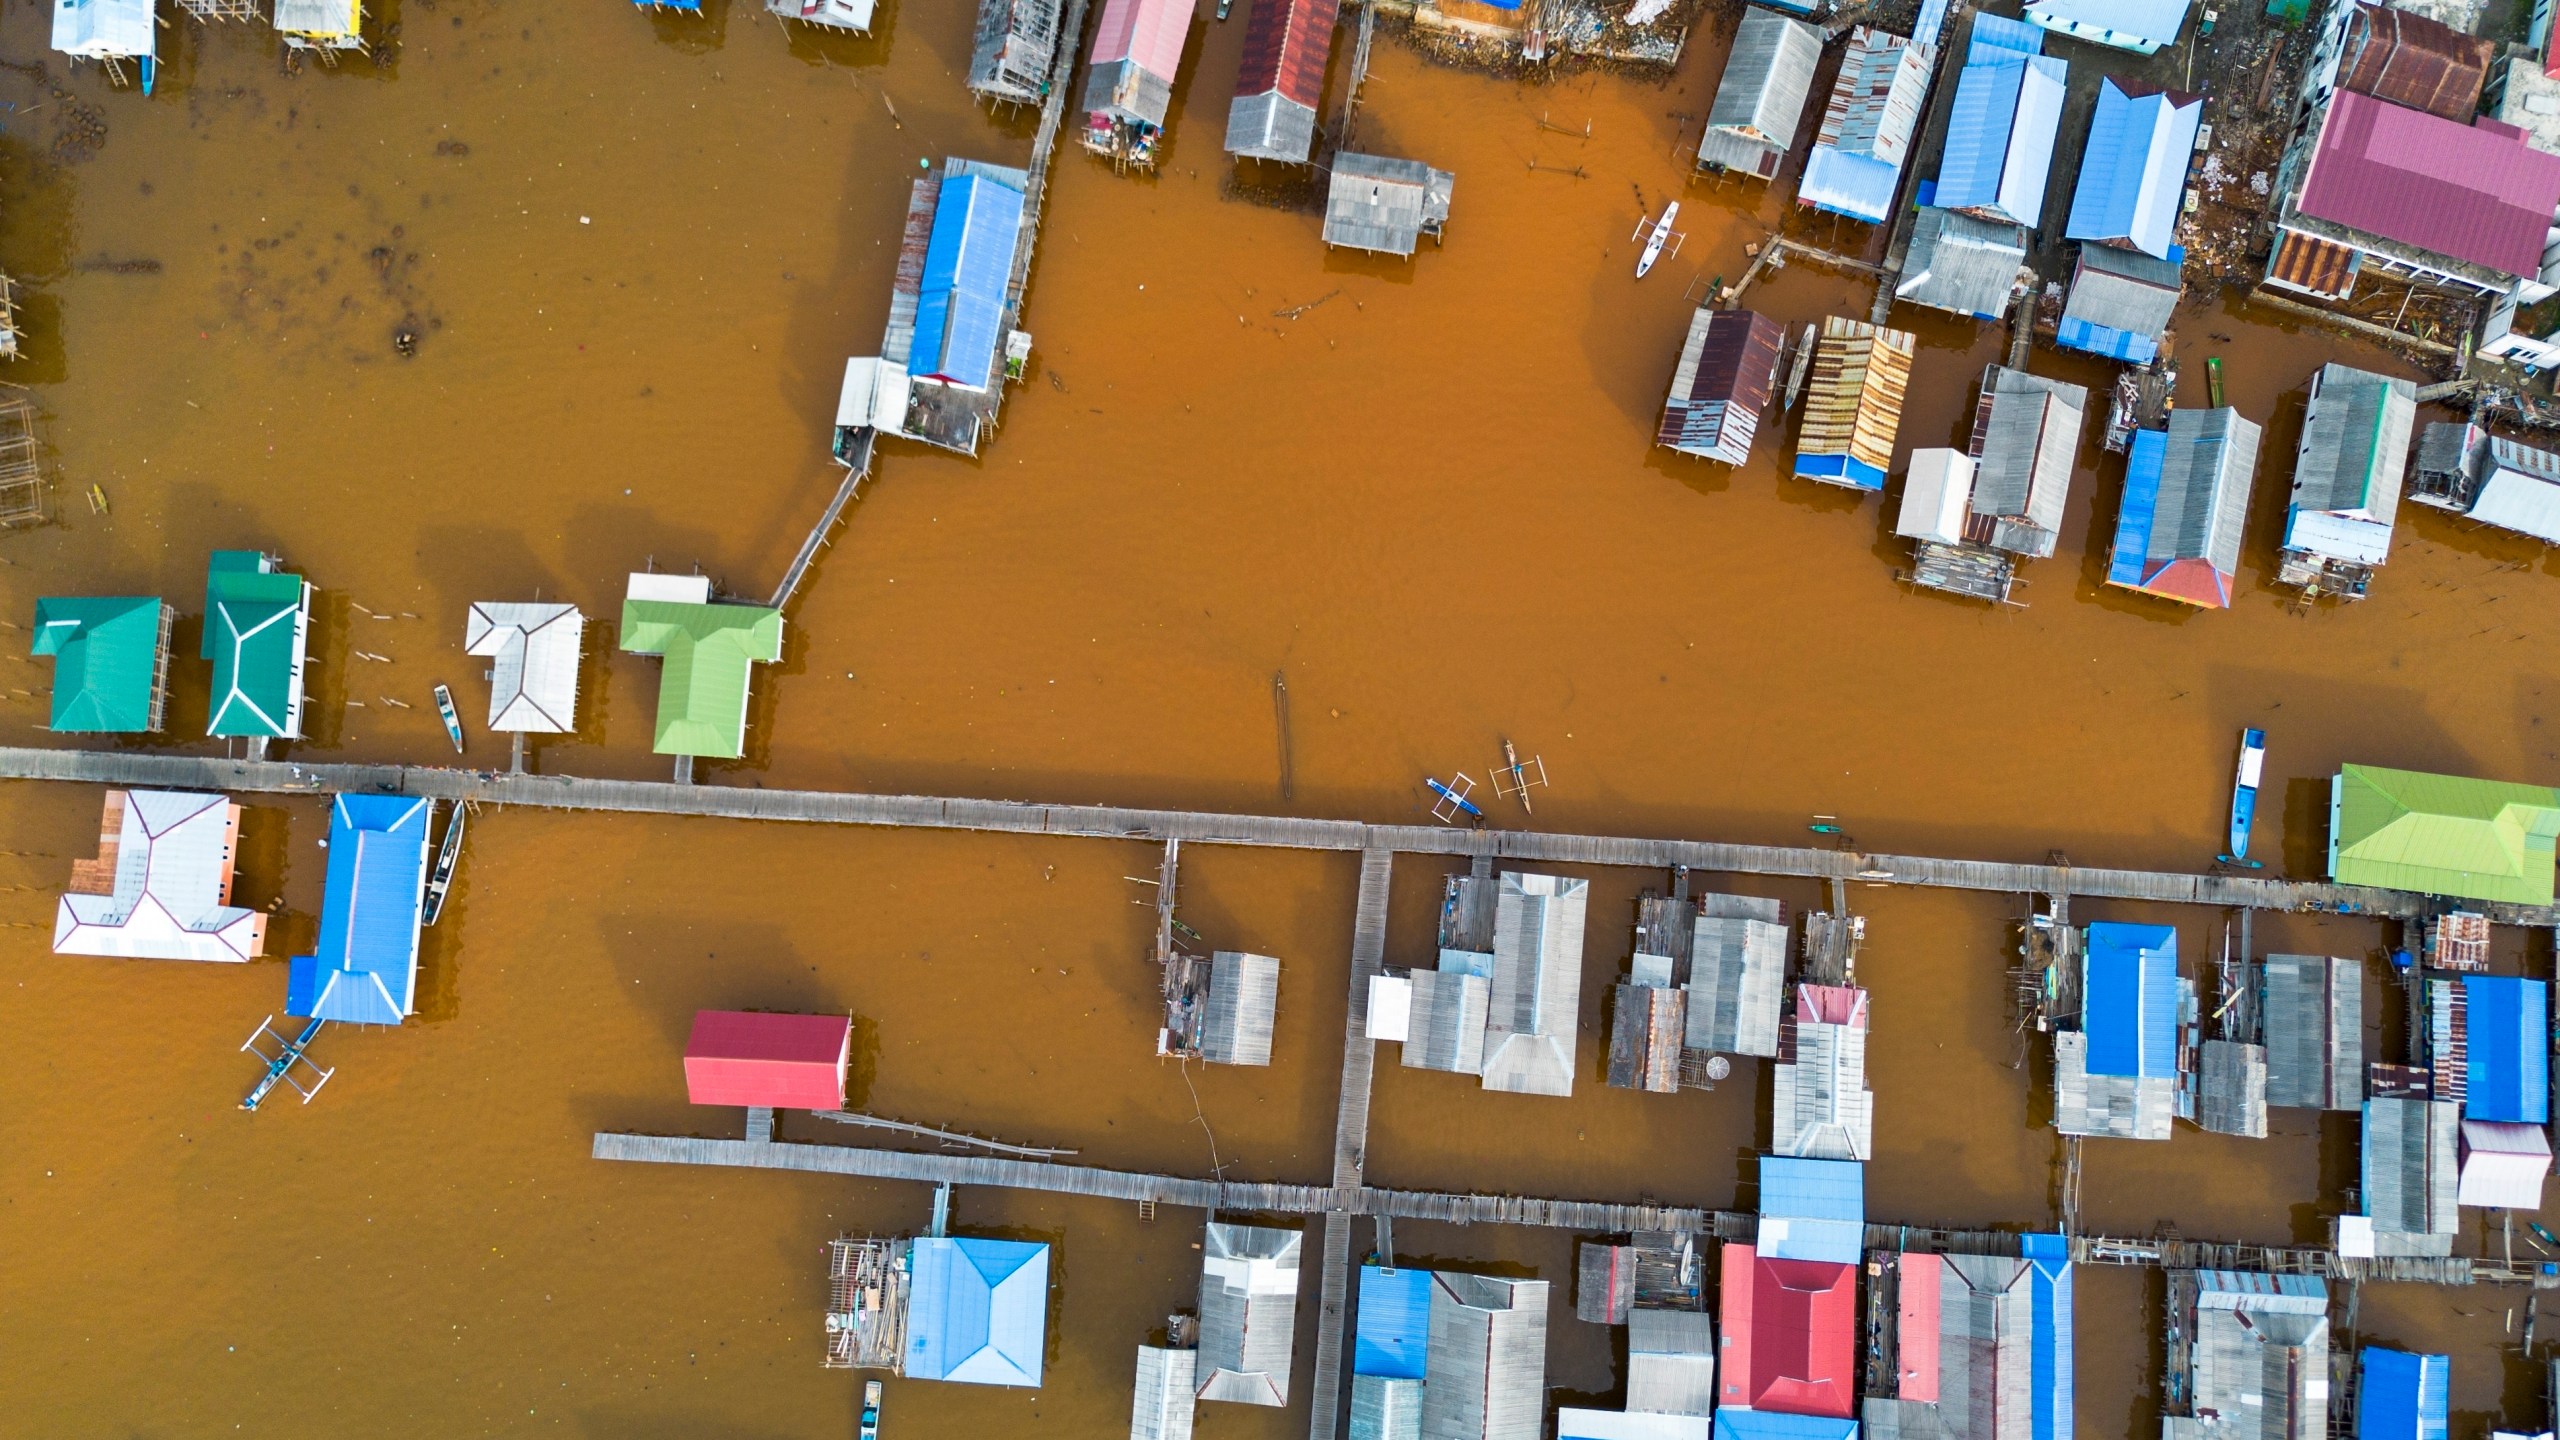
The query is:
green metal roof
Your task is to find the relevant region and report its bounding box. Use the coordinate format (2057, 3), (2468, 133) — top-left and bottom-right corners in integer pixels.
(31, 595), (166, 732)
(2330, 764), (2560, 906)
(203, 551), (311, 739)
(619, 598), (783, 758)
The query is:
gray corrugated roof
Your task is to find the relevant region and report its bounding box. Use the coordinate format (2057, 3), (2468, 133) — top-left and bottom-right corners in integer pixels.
(1685, 910), (1786, 1056)
(1627, 1308), (1717, 1417)
(1897, 207), (2029, 319)
(2054, 1030), (2175, 1138)
(1325, 153), (1456, 257)
(2293, 363), (2418, 519)
(2263, 954), (2363, 1111)
(1480, 873), (1588, 1096)
(1423, 1274), (1549, 1440)
(2185, 1293), (2330, 1440)
(1971, 366), (2087, 555)
(2198, 1039), (2269, 1137)
(2361, 1096), (2458, 1242)
(1133, 1345), (1199, 1440)
(2062, 244), (2182, 339)
(1352, 1373), (1424, 1440)
(1197, 1223), (1302, 1407)
(1705, 10), (1822, 164)
(1402, 968), (1489, 1075)
(1228, 92), (1318, 163)
(1200, 951), (1280, 1067)
(2145, 407), (2262, 577)
(1773, 1017), (1874, 1160)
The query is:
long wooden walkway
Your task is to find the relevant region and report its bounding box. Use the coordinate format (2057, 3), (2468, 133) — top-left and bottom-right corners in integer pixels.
(1308, 849), (1393, 1440)
(0, 746), (2533, 922)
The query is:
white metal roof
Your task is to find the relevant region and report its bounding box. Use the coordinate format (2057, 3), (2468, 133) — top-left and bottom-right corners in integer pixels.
(626, 571), (713, 605)
(835, 356), (913, 434)
(1367, 974), (1413, 1042)
(465, 602), (585, 734)
(2458, 1120), (2551, 1208)
(53, 790), (264, 963)
(53, 0), (153, 57)
(1897, 449), (1976, 543)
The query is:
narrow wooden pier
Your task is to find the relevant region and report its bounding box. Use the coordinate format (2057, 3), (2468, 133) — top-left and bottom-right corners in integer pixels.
(769, 428), (876, 611)
(1308, 849), (1393, 1440)
(0, 746), (2528, 923)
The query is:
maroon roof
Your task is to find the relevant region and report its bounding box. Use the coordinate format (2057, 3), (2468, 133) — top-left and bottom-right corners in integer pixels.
(1234, 0), (1338, 107)
(2337, 2), (2492, 122)
(2298, 90), (2560, 278)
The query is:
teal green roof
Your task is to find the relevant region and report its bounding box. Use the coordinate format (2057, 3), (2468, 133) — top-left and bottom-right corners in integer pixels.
(2331, 765), (2560, 906)
(31, 596), (166, 733)
(619, 598), (783, 758)
(203, 552), (310, 739)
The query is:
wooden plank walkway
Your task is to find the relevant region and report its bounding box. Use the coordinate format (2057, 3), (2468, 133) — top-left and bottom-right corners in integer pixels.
(0, 746), (2533, 923)
(768, 428), (876, 611)
(1309, 849), (1394, 1440)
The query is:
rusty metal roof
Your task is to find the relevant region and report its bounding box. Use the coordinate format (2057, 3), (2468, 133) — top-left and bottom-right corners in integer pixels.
(2337, 1), (2492, 122)
(2268, 227), (2359, 298)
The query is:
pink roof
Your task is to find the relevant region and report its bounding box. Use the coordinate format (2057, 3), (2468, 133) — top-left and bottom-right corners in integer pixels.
(1796, 984), (1869, 1028)
(1089, 0), (1198, 82)
(2298, 90), (2560, 278)
(1716, 1242), (1859, 1419)
(1893, 1254), (1942, 1403)
(683, 1010), (850, 1109)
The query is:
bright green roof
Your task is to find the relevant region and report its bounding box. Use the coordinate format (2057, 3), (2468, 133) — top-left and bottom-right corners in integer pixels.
(619, 598), (783, 758)
(203, 552), (310, 739)
(2330, 764), (2560, 906)
(31, 596), (165, 733)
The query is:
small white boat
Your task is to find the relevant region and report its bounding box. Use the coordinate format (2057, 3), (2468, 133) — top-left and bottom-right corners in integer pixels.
(1634, 201), (1681, 278)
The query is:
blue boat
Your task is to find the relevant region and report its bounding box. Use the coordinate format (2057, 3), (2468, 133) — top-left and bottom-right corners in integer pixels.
(2222, 728), (2266, 864)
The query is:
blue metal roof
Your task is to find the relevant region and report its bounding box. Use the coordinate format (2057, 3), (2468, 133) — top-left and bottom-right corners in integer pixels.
(2024, 1233), (2075, 1440)
(1968, 13), (2044, 57)
(905, 1235), (1049, 1386)
(1793, 449), (1889, 491)
(2463, 976), (2549, 1124)
(2356, 1348), (2449, 1440)
(2108, 428), (2171, 590)
(2026, 0), (2188, 48)
(285, 794), (430, 1026)
(1799, 147), (1903, 226)
(2083, 921), (2176, 1079)
(1355, 1265), (1431, 1378)
(911, 171), (1025, 391)
(1935, 54), (2066, 226)
(2065, 80), (2201, 259)
(2056, 315), (2158, 363)
(1759, 1156), (1865, 1263)
(1715, 1410), (1861, 1440)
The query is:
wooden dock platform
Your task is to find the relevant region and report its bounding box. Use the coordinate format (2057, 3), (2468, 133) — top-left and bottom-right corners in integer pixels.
(0, 746), (2531, 923)
(1309, 849), (1393, 1440)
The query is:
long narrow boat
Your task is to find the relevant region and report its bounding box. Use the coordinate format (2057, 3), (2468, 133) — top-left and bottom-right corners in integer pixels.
(423, 801), (466, 925)
(1634, 201), (1679, 278)
(2222, 727), (2266, 865)
(433, 683), (465, 754)
(860, 1380), (882, 1440)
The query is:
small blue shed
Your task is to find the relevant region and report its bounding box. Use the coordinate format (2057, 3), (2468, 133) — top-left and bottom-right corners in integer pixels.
(2463, 975), (2549, 1124)
(1354, 1264), (1431, 1378)
(2083, 921), (2176, 1079)
(285, 794), (431, 1025)
(2355, 1348), (2449, 1440)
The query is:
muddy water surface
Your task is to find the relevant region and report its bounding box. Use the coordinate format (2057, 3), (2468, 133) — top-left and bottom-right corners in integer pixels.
(2, 0), (2555, 1434)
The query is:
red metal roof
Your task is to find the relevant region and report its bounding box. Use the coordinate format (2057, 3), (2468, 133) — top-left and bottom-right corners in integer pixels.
(2298, 91), (2560, 278)
(1716, 1242), (1859, 1419)
(1796, 984), (1868, 1027)
(1234, 0), (1337, 108)
(1893, 1253), (1942, 1403)
(683, 1010), (851, 1109)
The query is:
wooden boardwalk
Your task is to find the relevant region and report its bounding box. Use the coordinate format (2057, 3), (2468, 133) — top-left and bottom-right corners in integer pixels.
(1309, 849), (1394, 1440)
(0, 747), (2521, 923)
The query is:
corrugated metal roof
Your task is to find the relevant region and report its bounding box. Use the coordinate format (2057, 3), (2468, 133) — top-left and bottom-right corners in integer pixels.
(1707, 10), (1823, 161)
(2337, 2), (2492, 122)
(1085, 56), (1176, 128)
(2297, 90), (2560, 279)
(1774, 989), (1874, 1161)
(2356, 1348), (2449, 1440)
(1401, 967), (1489, 1074)
(1089, 0), (1195, 88)
(620, 577), (785, 760)
(1898, 449), (1976, 544)
(203, 551), (311, 740)
(1628, 1309), (1718, 1417)
(1422, 1273), (1549, 1440)
(1559, 1409), (1713, 1439)
(1132, 1345), (1198, 1440)
(2022, 0), (2187, 48)
(1661, 308), (1784, 463)
(2199, 1039), (2270, 1137)
(1200, 950), (1281, 1066)
(1797, 316), (1916, 491)
(2330, 764), (2560, 905)
(1715, 1414), (1860, 1440)
(2466, 432), (2560, 542)
(1967, 365), (2086, 557)
(465, 601), (584, 734)
(969, 0), (1063, 104)
(1356, 1265), (1432, 1379)
(2461, 976), (2548, 1124)
(913, 171), (1025, 390)
(53, 789), (264, 964)
(2361, 1096), (2460, 1242)
(2064, 80), (2201, 258)
(285, 794), (430, 1025)
(1233, 0), (1333, 110)
(2267, 228), (2360, 299)
(32, 595), (165, 734)
(273, 0), (360, 41)
(2106, 406), (2258, 608)
(1799, 27), (1931, 222)
(52, 0), (154, 56)
(1968, 12), (2045, 56)
(2052, 1029), (2177, 1138)
(1759, 1156), (1865, 1264)
(2263, 955), (2364, 1110)
(1198, 1222), (1301, 1406)
(1324, 153), (1456, 257)
(2456, 1119), (2550, 1207)
(905, 1235), (1049, 1385)
(1686, 905), (1788, 1055)
(1717, 1242), (1860, 1419)
(1480, 871), (1588, 1096)
(1353, 1373), (1424, 1440)
(2287, 363), (2415, 565)
(2183, 1273), (2330, 1440)
(682, 1010), (850, 1108)
(2083, 921), (2176, 1078)
(1935, 53), (2067, 226)
(1896, 207), (2028, 319)
(2061, 243), (2180, 342)
(1227, 92), (1318, 163)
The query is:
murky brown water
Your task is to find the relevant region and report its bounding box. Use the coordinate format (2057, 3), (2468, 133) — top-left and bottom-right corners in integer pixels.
(3, 1), (2556, 1434)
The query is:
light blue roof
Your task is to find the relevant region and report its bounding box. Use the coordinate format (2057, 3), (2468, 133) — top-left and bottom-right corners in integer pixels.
(1968, 13), (2044, 57)
(285, 794), (430, 1025)
(1800, 147), (1904, 226)
(1355, 1265), (1431, 1378)
(1759, 1156), (1864, 1263)
(905, 1235), (1049, 1386)
(1716, 1410), (1861, 1440)
(911, 171), (1025, 391)
(2027, 0), (2188, 47)
(2083, 921), (2176, 1079)
(2056, 315), (2158, 363)
(2356, 1348), (2449, 1440)
(1935, 53), (2067, 227)
(2108, 429), (2172, 589)
(2024, 1233), (2075, 1440)
(2463, 976), (2549, 1125)
(1793, 449), (1890, 491)
(2065, 80), (2201, 259)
